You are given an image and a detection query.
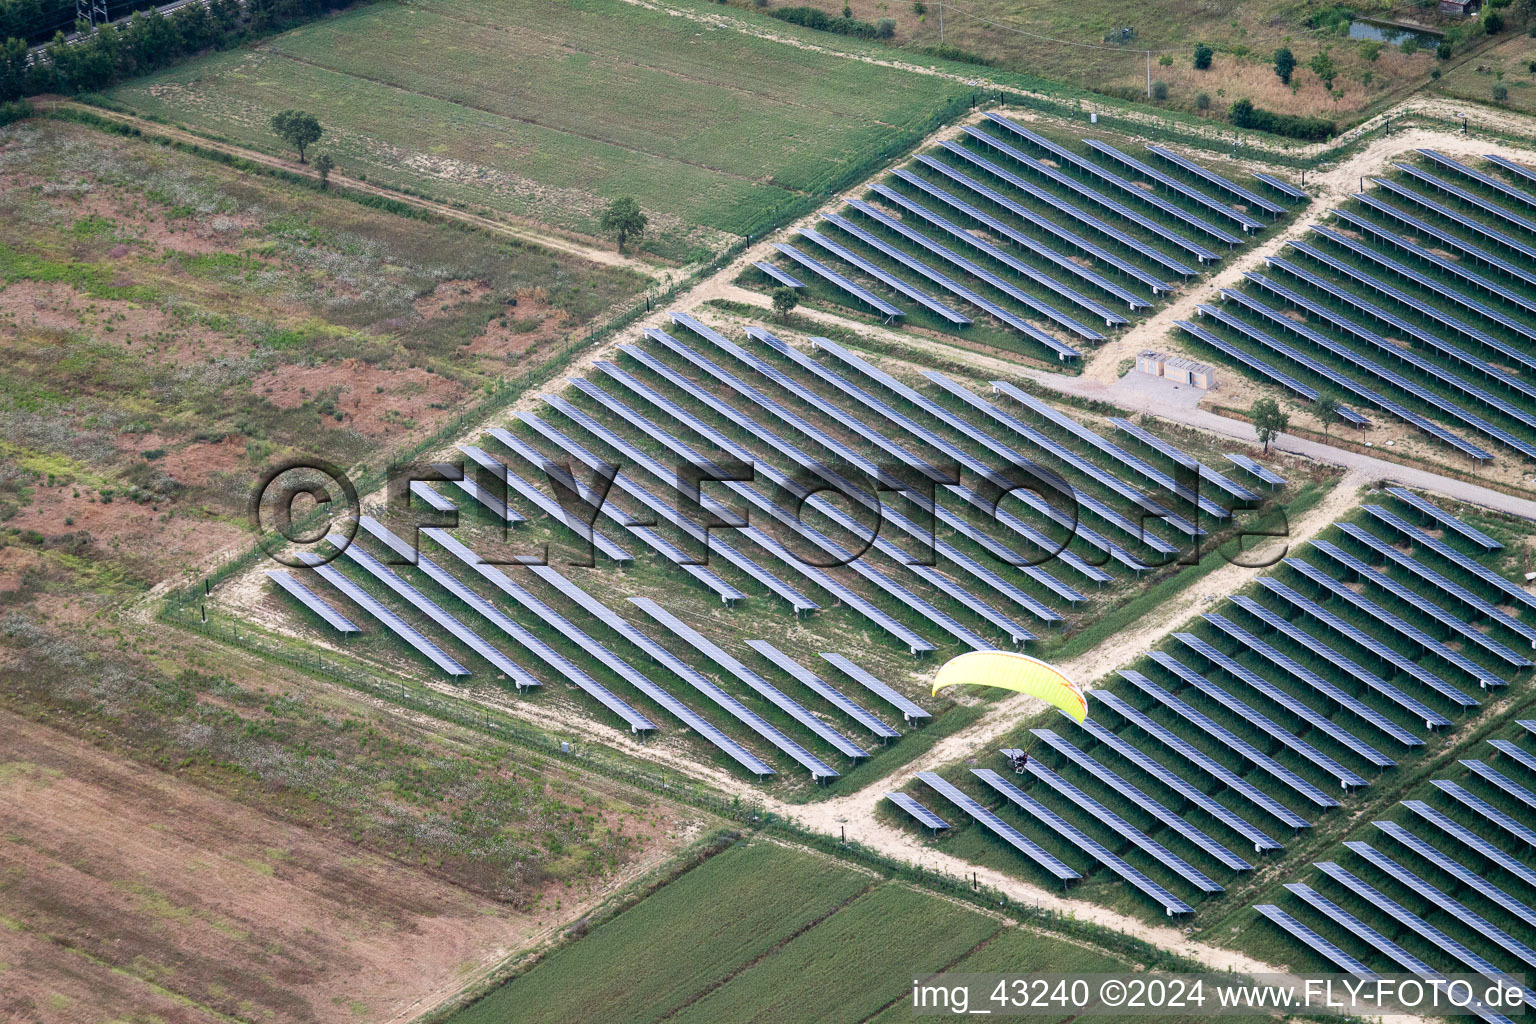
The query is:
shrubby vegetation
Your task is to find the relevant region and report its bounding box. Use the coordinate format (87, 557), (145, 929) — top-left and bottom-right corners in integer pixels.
(0, 0), (363, 103)
(768, 5), (893, 38)
(1228, 97), (1336, 140)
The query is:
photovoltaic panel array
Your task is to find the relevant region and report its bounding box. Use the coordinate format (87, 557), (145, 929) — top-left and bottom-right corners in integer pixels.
(1119, 668), (1342, 807)
(1373, 819), (1536, 931)
(1152, 645), (1373, 785)
(915, 771), (1080, 881)
(869, 180), (1144, 314)
(1108, 416), (1260, 501)
(465, 442), (632, 563)
(1285, 557), (1502, 690)
(1085, 139), (1263, 230)
(753, 260), (803, 289)
(422, 528), (774, 775)
(748, 641), (900, 739)
(1204, 607), (1422, 748)
(1146, 144), (1286, 214)
(1345, 840), (1536, 971)
(1310, 541), (1528, 669)
(960, 124), (1221, 262)
(1176, 318), (1368, 427)
(934, 141), (1197, 279)
(266, 570), (360, 633)
(1253, 172), (1307, 200)
(796, 226), (972, 325)
(336, 532), (545, 691)
(975, 768), (1194, 914)
(296, 551), (469, 677)
(981, 114), (1237, 247)
(1253, 903), (1374, 976)
(1077, 716), (1282, 852)
(1258, 575), (1479, 708)
(898, 162), (1171, 296)
(1352, 190), (1536, 293)
(630, 597), (855, 771)
(1095, 685), (1312, 828)
(886, 792), (950, 830)
(1403, 799), (1536, 889)
(821, 653), (930, 722)
(1386, 487), (1502, 551)
(1335, 523), (1536, 645)
(1364, 506), (1536, 613)
(1031, 728), (1251, 870)
(773, 242), (904, 319)
(1009, 753), (1222, 893)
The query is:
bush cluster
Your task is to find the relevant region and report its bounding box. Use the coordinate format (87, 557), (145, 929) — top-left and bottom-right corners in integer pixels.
(1228, 97), (1335, 140)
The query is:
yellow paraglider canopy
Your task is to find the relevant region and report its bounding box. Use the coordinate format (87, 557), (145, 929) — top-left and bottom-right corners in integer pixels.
(931, 650), (1087, 722)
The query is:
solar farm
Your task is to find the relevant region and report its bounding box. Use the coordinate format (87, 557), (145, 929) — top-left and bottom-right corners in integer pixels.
(748, 112), (1304, 364)
(30, 0), (1536, 1011)
(1186, 149), (1536, 470)
(260, 311), (1315, 794)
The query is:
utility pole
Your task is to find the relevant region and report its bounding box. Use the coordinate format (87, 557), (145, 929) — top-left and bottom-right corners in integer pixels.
(938, 1), (943, 44)
(1146, 51), (1152, 99)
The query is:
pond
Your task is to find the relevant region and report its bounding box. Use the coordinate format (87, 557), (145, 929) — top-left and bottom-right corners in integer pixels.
(1348, 17), (1443, 47)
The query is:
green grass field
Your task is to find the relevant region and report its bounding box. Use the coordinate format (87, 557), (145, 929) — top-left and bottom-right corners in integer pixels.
(453, 839), (1153, 1024)
(105, 0), (974, 261)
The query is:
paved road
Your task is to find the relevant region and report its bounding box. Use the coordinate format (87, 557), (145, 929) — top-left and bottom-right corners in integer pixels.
(1024, 369), (1536, 521)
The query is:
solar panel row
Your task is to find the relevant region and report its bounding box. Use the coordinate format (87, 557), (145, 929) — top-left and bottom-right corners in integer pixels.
(409, 479), (456, 513)
(1310, 540), (1528, 669)
(1285, 557), (1501, 691)
(773, 242), (904, 319)
(1146, 144), (1287, 214)
(1252, 172), (1307, 200)
(1372, 175), (1536, 265)
(1119, 668), (1342, 808)
(1311, 220), (1536, 369)
(1420, 149), (1536, 212)
(1224, 453), (1290, 487)
(982, 115), (1238, 246)
(821, 653), (930, 721)
(1282, 241), (1536, 400)
(1403, 800), (1536, 889)
(297, 552), (470, 677)
(796, 226), (973, 325)
(1253, 903), (1375, 976)
(1207, 294), (1492, 461)
(808, 337), (1128, 578)
(1312, 861), (1535, 1005)
(902, 159), (1172, 294)
(631, 598), (867, 761)
(1095, 685), (1312, 828)
(533, 379), (939, 653)
(1387, 487), (1503, 551)
(961, 125), (1222, 261)
(886, 791), (950, 830)
(1086, 139), (1264, 230)
(1031, 728), (1251, 869)
(422, 528), (776, 775)
(870, 180), (1146, 313)
(1108, 417), (1261, 502)
(1203, 608), (1423, 748)
(1011, 754), (1223, 893)
(934, 142), (1197, 279)
(463, 443), (632, 563)
(916, 770), (1080, 880)
(841, 201), (1114, 334)
(819, 209), (1083, 358)
(993, 380), (1222, 527)
(1365, 506), (1536, 613)
(1373, 819), (1536, 931)
(266, 570), (360, 633)
(748, 641), (899, 739)
(1153, 644), (1375, 784)
(753, 260), (804, 289)
(1346, 840), (1536, 971)
(1229, 593), (1449, 731)
(975, 768), (1194, 914)
(931, 375), (1183, 554)
(1352, 191), (1536, 295)
(1259, 574), (1479, 708)
(1335, 522), (1536, 645)
(1461, 760), (1536, 812)
(1077, 717), (1283, 852)
(1395, 161), (1536, 239)
(1240, 273), (1531, 461)
(1431, 779), (1536, 847)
